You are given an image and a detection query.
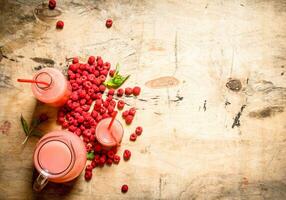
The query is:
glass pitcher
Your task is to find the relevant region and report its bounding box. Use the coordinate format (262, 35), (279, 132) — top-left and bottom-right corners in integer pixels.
(33, 130), (86, 191)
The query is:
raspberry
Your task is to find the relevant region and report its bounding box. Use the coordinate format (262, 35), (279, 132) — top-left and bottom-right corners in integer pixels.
(99, 75), (106, 83)
(85, 164), (93, 171)
(108, 89), (115, 96)
(109, 69), (115, 77)
(68, 125), (77, 132)
(106, 19), (113, 28)
(122, 110), (129, 119)
(107, 105), (114, 113)
(91, 160), (97, 168)
(125, 87), (133, 96)
(97, 59), (103, 67)
(72, 57), (79, 64)
(117, 88), (124, 97)
(99, 84), (106, 92)
(84, 170), (92, 181)
(121, 185), (128, 193)
(109, 100), (116, 107)
(88, 56), (95, 65)
(125, 115), (134, 125)
(94, 144), (102, 152)
(135, 126), (143, 136)
(106, 158), (113, 165)
(130, 133), (137, 141)
(117, 100), (125, 110)
(123, 150), (131, 161)
(132, 86), (141, 96)
(113, 155), (120, 164)
(56, 20), (64, 29)
(62, 121), (69, 128)
(48, 0), (56, 10)
(107, 150), (115, 159)
(102, 113), (110, 119)
(129, 107), (136, 116)
(99, 155), (106, 166)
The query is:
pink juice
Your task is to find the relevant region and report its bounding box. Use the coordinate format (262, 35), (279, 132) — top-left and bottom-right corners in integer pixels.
(31, 68), (71, 107)
(95, 118), (124, 148)
(33, 130), (86, 191)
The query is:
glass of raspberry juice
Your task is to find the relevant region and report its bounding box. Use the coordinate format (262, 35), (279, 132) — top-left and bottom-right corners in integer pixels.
(31, 67), (71, 107)
(95, 118), (124, 149)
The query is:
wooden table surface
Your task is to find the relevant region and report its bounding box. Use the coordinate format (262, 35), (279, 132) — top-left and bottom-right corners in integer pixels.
(0, 0), (286, 199)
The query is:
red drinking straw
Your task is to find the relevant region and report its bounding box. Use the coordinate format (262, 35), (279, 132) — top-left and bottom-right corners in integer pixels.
(108, 111), (118, 129)
(108, 111), (120, 146)
(17, 79), (50, 87)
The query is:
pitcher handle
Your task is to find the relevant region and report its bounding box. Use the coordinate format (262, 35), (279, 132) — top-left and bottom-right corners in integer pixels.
(33, 173), (48, 192)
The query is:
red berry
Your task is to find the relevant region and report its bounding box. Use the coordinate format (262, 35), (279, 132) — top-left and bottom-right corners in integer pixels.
(122, 110), (129, 119)
(121, 185), (128, 193)
(85, 164), (93, 171)
(72, 57), (79, 64)
(48, 0), (56, 9)
(123, 150), (131, 161)
(125, 115), (133, 125)
(135, 126), (143, 136)
(56, 20), (64, 29)
(106, 19), (113, 28)
(97, 59), (103, 67)
(84, 170), (92, 181)
(88, 56), (95, 65)
(99, 155), (106, 166)
(99, 84), (106, 92)
(129, 107), (136, 116)
(106, 158), (113, 165)
(132, 86), (141, 96)
(107, 150), (115, 159)
(109, 69), (115, 77)
(108, 89), (115, 96)
(113, 155), (120, 164)
(130, 133), (137, 141)
(91, 160), (97, 168)
(94, 144), (102, 152)
(117, 88), (124, 97)
(125, 87), (133, 96)
(117, 100), (125, 110)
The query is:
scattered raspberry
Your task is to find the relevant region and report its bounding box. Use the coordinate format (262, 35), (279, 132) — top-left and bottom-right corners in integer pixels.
(48, 0), (56, 10)
(130, 133), (137, 141)
(122, 110), (129, 119)
(117, 88), (124, 97)
(125, 87), (133, 96)
(129, 107), (136, 116)
(113, 155), (120, 164)
(117, 100), (125, 110)
(121, 185), (128, 193)
(84, 171), (92, 181)
(125, 115), (133, 125)
(132, 86), (141, 96)
(135, 126), (143, 136)
(106, 19), (113, 28)
(85, 164), (93, 171)
(123, 150), (131, 161)
(56, 20), (64, 29)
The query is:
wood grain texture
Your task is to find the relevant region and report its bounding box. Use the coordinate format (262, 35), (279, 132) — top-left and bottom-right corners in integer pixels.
(0, 0), (286, 199)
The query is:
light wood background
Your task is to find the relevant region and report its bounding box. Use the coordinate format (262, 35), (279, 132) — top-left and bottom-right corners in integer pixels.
(0, 0), (286, 199)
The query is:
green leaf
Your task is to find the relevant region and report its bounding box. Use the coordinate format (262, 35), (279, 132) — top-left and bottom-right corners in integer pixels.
(87, 151), (95, 160)
(104, 63), (130, 89)
(20, 114), (30, 135)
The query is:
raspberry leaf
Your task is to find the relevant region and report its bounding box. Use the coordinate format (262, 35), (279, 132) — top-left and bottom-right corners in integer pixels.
(87, 151), (95, 160)
(20, 114), (29, 136)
